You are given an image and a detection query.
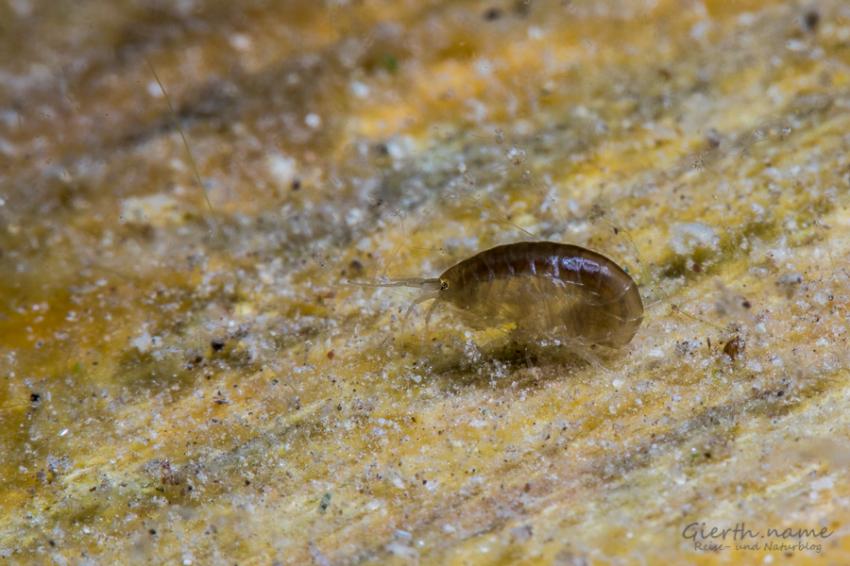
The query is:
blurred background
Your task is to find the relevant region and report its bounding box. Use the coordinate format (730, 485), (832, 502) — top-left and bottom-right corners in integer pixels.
(1, 1), (849, 563)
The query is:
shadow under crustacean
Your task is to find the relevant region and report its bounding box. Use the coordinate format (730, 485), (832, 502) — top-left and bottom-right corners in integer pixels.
(383, 320), (628, 394)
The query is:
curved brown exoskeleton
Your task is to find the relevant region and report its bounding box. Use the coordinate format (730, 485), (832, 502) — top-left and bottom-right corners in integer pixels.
(357, 241), (644, 349)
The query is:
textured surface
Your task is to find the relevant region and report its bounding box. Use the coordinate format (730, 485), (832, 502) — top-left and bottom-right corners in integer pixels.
(2, 0), (850, 564)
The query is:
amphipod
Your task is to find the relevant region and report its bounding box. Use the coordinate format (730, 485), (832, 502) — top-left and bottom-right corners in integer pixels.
(372, 241), (644, 347)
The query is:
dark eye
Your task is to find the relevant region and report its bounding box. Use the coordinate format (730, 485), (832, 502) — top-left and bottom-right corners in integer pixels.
(440, 280), (449, 291)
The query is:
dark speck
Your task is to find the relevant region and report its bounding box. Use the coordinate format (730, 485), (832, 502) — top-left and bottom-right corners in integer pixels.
(291, 179), (301, 191)
(319, 492), (332, 513)
(483, 7), (502, 20)
(741, 299), (751, 309)
(211, 339), (225, 352)
(348, 259), (364, 276)
(30, 392), (41, 404)
(723, 335), (745, 360)
(803, 9), (820, 32)
(149, 529), (157, 536)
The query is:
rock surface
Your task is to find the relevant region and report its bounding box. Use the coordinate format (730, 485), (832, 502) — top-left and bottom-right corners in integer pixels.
(1, 1), (849, 563)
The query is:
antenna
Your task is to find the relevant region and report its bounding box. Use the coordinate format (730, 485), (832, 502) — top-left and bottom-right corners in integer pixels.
(145, 58), (221, 240)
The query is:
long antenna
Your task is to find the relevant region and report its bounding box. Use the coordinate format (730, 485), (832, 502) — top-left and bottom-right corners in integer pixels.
(145, 58), (220, 239)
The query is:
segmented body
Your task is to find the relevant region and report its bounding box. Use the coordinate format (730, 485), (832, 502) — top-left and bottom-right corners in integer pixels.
(436, 241), (643, 346)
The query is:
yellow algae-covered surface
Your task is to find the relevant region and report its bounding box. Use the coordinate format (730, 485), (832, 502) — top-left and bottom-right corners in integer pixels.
(3, 0), (850, 564)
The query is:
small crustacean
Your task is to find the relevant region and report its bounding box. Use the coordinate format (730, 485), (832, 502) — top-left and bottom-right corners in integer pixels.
(361, 241), (644, 347)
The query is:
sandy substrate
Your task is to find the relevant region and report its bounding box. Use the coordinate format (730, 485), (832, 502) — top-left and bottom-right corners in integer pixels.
(1, 1), (849, 564)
